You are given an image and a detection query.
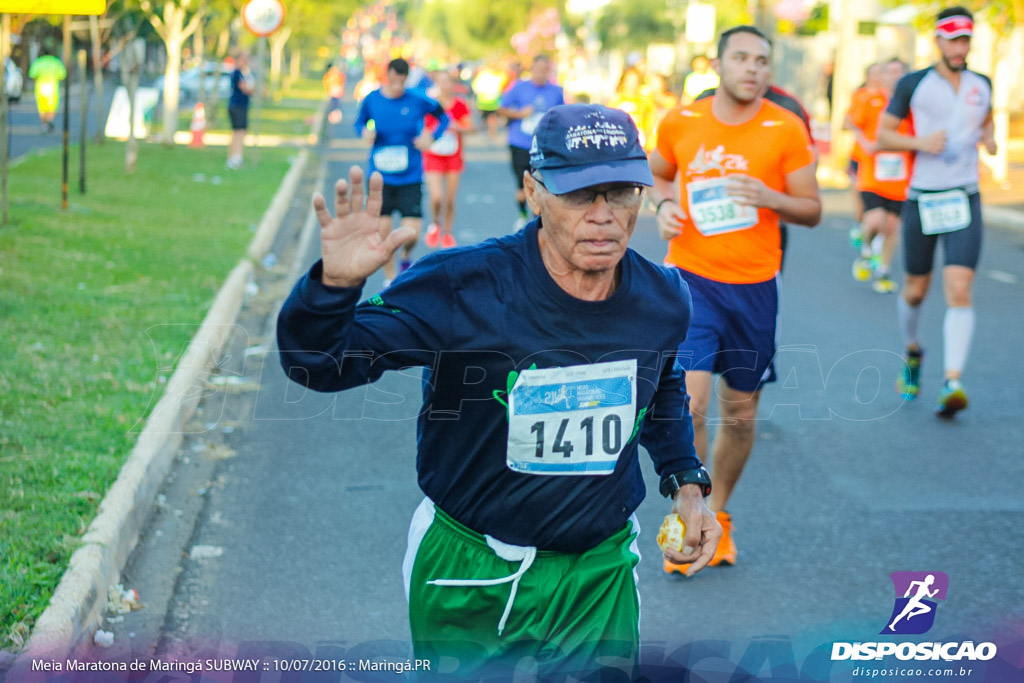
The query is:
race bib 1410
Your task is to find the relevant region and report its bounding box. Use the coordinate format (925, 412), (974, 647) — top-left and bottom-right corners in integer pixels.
(507, 360), (637, 476)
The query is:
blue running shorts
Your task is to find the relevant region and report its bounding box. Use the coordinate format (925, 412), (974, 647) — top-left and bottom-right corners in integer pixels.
(674, 269), (779, 393)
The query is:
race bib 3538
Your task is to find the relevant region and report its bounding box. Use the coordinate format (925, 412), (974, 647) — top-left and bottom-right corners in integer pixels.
(686, 177), (758, 236)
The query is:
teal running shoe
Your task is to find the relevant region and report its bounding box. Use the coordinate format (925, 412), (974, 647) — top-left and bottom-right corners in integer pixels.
(936, 379), (969, 419)
(897, 349), (923, 400)
(849, 225), (862, 250)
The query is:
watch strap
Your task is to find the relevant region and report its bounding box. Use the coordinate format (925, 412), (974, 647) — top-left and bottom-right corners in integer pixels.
(659, 466), (712, 498)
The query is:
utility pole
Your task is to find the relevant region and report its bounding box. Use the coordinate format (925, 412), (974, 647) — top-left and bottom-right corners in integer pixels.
(79, 48), (88, 194)
(62, 15), (72, 210)
(1, 13), (10, 227)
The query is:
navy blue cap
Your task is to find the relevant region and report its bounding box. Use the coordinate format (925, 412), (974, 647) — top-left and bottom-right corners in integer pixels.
(529, 104), (654, 194)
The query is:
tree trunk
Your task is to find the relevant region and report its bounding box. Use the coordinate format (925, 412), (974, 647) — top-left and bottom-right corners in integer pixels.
(287, 48), (301, 89)
(207, 26), (230, 125)
(195, 18), (206, 106)
(215, 24), (230, 59)
(122, 39), (144, 173)
(159, 5), (185, 145)
(90, 15), (106, 144)
(268, 26), (291, 91)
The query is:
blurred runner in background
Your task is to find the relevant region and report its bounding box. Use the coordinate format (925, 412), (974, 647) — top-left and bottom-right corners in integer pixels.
(28, 51), (66, 133)
(354, 58), (449, 286)
(609, 68), (654, 151)
(682, 55), (718, 106)
(323, 62), (346, 125)
(877, 6), (995, 418)
(849, 58), (910, 294)
(844, 63), (884, 251)
(472, 62), (507, 142)
(424, 69), (476, 249)
(499, 55), (564, 229)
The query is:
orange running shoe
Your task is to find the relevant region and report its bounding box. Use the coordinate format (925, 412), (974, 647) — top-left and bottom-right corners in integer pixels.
(662, 510), (735, 574)
(441, 232), (457, 248)
(663, 556), (690, 575)
(425, 223), (441, 248)
(709, 510), (736, 566)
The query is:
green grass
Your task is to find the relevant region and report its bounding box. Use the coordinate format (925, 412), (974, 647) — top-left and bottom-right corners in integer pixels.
(0, 142), (295, 651)
(180, 79), (323, 137)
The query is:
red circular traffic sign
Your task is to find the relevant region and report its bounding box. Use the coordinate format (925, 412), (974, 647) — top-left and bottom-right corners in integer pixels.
(241, 0), (286, 36)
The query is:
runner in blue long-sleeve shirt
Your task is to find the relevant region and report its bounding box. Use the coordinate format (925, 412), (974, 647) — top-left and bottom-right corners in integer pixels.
(279, 104), (720, 679)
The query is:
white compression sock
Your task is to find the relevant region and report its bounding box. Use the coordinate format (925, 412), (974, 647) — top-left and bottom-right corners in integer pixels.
(898, 297), (922, 349)
(943, 306), (975, 375)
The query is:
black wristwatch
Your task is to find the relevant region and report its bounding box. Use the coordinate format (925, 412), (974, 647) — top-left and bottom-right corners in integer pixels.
(659, 467), (712, 499)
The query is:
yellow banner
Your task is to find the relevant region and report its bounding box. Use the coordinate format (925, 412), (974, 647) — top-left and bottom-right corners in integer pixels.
(0, 0), (106, 14)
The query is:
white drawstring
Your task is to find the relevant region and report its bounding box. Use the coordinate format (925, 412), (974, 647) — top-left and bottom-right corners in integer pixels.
(427, 536), (538, 636)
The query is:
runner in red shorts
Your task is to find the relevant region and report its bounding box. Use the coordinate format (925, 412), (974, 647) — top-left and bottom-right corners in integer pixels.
(424, 70), (476, 248)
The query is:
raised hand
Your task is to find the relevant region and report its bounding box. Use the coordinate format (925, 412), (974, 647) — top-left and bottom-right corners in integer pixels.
(313, 166), (417, 288)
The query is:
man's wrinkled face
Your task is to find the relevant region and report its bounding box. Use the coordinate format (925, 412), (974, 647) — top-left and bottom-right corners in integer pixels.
(526, 174), (642, 275)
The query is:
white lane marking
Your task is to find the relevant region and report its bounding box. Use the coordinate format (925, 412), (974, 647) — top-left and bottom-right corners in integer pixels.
(988, 270), (1019, 285)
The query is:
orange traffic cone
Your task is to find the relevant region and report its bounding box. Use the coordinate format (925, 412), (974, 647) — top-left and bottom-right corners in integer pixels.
(189, 103), (206, 148)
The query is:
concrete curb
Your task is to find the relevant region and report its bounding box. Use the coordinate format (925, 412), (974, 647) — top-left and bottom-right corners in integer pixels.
(247, 148), (308, 262)
(984, 204), (1024, 233)
(285, 161), (327, 287)
(22, 261), (253, 657)
(16, 115), (319, 661)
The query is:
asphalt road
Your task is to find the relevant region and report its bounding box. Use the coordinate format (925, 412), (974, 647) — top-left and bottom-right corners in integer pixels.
(5, 81), (115, 162)
(106, 97), (1024, 682)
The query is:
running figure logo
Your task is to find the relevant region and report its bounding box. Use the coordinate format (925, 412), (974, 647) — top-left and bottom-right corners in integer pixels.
(881, 571), (949, 635)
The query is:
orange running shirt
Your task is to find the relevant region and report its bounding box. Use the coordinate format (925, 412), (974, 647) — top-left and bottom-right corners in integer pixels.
(846, 86), (879, 162)
(852, 92), (914, 200)
(656, 97), (815, 284)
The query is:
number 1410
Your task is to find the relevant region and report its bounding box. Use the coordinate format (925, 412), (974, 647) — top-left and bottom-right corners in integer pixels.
(530, 415), (622, 458)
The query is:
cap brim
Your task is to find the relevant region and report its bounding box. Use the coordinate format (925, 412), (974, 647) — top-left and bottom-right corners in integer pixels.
(540, 158), (654, 194)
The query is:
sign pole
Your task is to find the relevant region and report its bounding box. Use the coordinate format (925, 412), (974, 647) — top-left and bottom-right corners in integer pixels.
(78, 48), (87, 193)
(241, 0), (287, 167)
(1, 13), (10, 227)
(252, 37), (266, 164)
(62, 15), (71, 210)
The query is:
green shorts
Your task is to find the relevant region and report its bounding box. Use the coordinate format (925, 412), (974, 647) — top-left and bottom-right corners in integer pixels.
(403, 498), (641, 679)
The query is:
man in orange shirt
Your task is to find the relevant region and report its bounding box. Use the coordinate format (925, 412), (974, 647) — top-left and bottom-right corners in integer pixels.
(844, 64), (884, 249)
(323, 62), (347, 125)
(648, 25), (821, 572)
(849, 58), (912, 293)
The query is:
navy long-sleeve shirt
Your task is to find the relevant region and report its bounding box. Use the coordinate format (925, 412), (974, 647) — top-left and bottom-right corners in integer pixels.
(277, 219), (701, 552)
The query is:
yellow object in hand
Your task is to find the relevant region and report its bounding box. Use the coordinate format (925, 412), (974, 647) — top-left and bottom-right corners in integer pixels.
(657, 513), (687, 553)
